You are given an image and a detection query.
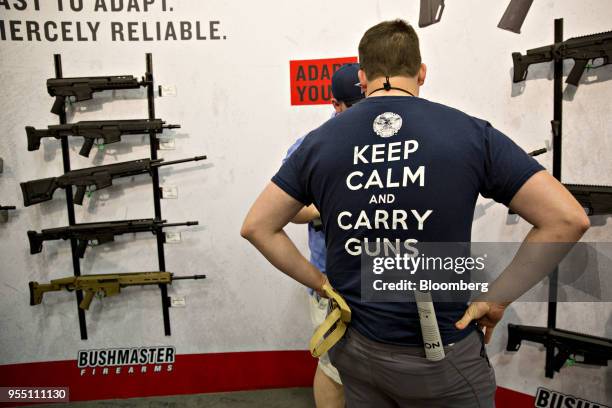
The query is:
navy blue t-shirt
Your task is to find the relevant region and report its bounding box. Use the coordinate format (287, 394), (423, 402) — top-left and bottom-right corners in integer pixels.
(272, 96), (543, 346)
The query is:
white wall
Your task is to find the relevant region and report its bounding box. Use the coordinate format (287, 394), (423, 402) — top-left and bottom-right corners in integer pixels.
(0, 0), (610, 402)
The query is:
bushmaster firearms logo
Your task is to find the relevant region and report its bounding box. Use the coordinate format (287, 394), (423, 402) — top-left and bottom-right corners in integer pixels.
(535, 387), (609, 408)
(77, 346), (175, 376)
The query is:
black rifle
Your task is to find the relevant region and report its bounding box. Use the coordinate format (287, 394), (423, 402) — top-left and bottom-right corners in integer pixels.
(419, 0), (445, 28)
(512, 31), (612, 86)
(498, 0), (534, 34)
(564, 184), (612, 215)
(47, 75), (147, 115)
(0, 205), (15, 211)
(507, 324), (612, 373)
(28, 218), (198, 258)
(26, 119), (180, 157)
(20, 155), (206, 207)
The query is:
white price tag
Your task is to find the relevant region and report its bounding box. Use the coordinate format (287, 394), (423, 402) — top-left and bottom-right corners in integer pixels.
(165, 231), (182, 243)
(171, 296), (186, 308)
(159, 85), (177, 97)
(159, 138), (176, 150)
(161, 185), (178, 199)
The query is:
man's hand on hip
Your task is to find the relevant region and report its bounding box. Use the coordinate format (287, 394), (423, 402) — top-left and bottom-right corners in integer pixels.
(455, 302), (507, 344)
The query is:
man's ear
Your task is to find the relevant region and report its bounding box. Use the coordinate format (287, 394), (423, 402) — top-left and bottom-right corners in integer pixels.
(358, 69), (368, 92)
(417, 63), (427, 86)
(331, 98), (342, 113)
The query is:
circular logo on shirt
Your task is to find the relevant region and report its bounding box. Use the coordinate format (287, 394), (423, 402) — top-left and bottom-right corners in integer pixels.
(373, 112), (402, 138)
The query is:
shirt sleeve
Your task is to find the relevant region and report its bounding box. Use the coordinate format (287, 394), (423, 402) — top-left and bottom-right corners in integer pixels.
(272, 138), (313, 206)
(480, 124), (545, 206)
(282, 136), (305, 164)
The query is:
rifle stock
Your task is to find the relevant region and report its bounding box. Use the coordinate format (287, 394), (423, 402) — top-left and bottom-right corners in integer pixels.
(27, 231), (44, 254)
(29, 277), (77, 305)
(20, 178), (60, 207)
(25, 126), (51, 151)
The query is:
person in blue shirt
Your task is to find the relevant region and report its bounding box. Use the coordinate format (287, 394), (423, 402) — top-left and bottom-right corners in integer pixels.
(241, 20), (589, 407)
(283, 63), (364, 408)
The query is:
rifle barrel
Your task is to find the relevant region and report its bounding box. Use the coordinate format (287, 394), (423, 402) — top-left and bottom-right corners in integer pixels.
(162, 221), (199, 228)
(528, 148), (547, 157)
(163, 124), (181, 129)
(173, 274), (207, 280)
(155, 155), (207, 167)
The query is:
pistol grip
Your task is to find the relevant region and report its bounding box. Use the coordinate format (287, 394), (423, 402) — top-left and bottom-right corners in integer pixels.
(566, 59), (588, 86)
(506, 324), (522, 351)
(79, 138), (95, 157)
(74, 186), (87, 206)
(51, 96), (65, 115)
(76, 239), (88, 258)
(80, 290), (95, 310)
(29, 281), (41, 305)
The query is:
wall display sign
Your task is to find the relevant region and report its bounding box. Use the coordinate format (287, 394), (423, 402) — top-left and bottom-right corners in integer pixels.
(289, 56), (358, 106)
(77, 346), (175, 377)
(535, 387), (610, 408)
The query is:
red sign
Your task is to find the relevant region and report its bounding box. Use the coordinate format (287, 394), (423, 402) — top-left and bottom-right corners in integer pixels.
(290, 56), (358, 106)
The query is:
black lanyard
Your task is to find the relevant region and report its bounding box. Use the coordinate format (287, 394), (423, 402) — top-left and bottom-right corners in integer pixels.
(367, 76), (414, 97)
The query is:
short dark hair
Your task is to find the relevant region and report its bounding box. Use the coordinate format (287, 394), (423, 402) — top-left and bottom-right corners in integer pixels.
(358, 19), (422, 80)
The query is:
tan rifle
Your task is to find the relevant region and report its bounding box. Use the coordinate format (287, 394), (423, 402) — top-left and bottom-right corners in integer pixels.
(29, 272), (206, 310)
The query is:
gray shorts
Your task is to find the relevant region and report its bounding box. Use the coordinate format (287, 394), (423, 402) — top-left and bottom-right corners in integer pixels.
(328, 327), (496, 408)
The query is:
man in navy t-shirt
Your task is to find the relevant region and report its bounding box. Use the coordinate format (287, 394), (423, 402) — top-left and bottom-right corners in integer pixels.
(241, 19), (589, 407)
(284, 63), (364, 408)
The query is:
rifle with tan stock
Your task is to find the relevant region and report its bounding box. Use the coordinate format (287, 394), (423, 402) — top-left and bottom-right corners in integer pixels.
(29, 272), (206, 310)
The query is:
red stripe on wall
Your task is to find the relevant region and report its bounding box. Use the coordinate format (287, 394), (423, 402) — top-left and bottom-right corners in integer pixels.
(496, 386), (536, 407)
(0, 351), (534, 407)
(0, 351), (316, 407)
